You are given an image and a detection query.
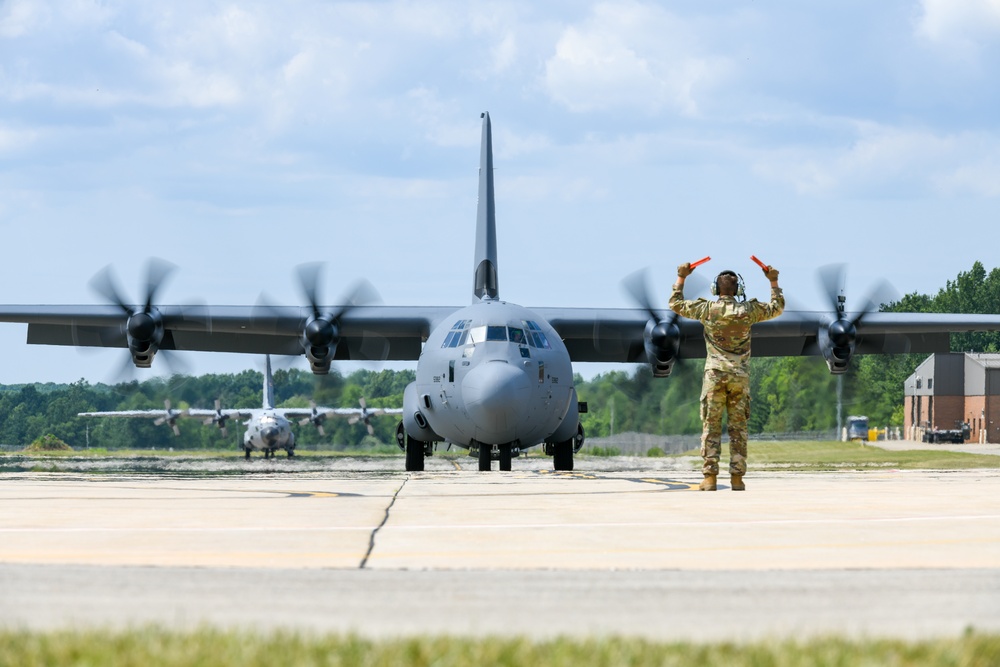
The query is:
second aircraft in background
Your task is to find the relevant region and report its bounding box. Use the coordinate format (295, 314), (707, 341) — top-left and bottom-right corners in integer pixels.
(79, 355), (401, 459)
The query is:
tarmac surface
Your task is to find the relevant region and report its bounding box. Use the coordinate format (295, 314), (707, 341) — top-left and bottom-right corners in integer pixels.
(1, 447), (1000, 640)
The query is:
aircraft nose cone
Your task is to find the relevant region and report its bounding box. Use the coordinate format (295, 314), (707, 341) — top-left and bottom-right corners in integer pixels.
(462, 361), (531, 442)
(261, 426), (281, 445)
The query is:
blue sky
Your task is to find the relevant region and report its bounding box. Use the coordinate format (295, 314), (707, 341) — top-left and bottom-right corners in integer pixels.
(1, 0), (999, 384)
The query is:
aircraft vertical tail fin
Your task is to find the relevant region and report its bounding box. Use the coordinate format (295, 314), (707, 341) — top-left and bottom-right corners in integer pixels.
(263, 354), (275, 410)
(473, 111), (499, 302)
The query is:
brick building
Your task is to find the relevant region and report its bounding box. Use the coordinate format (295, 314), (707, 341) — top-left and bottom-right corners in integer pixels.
(904, 353), (1000, 443)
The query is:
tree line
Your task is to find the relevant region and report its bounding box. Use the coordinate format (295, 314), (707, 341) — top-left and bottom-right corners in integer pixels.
(1, 262), (999, 450)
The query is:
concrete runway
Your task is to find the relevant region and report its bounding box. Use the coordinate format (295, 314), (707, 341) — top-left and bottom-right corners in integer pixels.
(2, 456), (1000, 639)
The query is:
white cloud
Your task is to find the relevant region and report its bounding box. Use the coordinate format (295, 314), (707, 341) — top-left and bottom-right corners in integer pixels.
(542, 1), (729, 115)
(0, 0), (49, 37)
(916, 0), (1000, 56)
(0, 125), (37, 153)
(753, 122), (1000, 198)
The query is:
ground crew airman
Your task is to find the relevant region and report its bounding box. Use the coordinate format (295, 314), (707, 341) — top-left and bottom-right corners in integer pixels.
(669, 262), (783, 491)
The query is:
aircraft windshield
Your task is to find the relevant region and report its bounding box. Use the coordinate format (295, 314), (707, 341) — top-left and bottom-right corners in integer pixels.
(441, 320), (472, 348)
(458, 321), (551, 349)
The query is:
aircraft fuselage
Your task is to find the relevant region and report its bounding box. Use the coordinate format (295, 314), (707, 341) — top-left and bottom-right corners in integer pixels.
(243, 410), (296, 454)
(406, 300), (578, 451)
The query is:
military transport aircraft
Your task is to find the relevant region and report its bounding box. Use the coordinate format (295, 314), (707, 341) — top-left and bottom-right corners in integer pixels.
(6, 111), (1000, 472)
(79, 355), (401, 458)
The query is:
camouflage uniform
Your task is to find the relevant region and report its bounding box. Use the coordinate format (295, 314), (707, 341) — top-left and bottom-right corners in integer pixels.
(669, 281), (784, 476)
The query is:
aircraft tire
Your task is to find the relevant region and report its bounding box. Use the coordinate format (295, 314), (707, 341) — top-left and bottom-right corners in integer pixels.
(287, 449), (294, 458)
(553, 440), (574, 471)
(478, 444), (491, 471)
(244, 448), (251, 460)
(499, 444), (512, 471)
(405, 435), (425, 472)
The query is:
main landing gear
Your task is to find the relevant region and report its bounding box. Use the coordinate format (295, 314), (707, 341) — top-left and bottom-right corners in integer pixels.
(397, 422), (432, 472)
(244, 447), (295, 459)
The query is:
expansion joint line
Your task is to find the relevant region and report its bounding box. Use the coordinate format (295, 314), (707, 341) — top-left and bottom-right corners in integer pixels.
(359, 475), (408, 569)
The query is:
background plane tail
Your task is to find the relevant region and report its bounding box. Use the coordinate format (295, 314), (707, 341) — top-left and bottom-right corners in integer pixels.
(263, 355), (275, 409)
(473, 111), (499, 302)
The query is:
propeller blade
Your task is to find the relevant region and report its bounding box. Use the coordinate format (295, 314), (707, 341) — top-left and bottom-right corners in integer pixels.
(296, 261), (324, 319)
(89, 265), (132, 316)
(143, 257), (177, 313)
(327, 278), (381, 322)
(817, 263), (847, 315)
(851, 278), (898, 327)
(622, 269), (661, 324)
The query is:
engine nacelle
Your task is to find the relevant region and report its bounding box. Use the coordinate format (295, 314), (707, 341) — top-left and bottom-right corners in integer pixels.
(300, 315), (339, 374)
(644, 319), (681, 378)
(819, 319), (855, 374)
(126, 310), (165, 368)
(401, 381), (441, 443)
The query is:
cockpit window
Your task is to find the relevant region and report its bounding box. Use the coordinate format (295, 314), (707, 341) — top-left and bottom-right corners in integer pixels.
(441, 319), (472, 348)
(525, 320), (551, 349)
(458, 322), (548, 349)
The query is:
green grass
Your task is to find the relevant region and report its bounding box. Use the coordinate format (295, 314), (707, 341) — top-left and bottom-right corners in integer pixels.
(682, 440), (1000, 471)
(1, 629), (999, 666)
(4, 440), (999, 474)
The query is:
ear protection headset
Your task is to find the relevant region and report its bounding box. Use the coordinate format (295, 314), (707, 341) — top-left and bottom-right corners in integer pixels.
(711, 270), (746, 300)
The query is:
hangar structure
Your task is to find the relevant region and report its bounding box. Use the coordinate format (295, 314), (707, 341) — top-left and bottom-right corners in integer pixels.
(904, 353), (1000, 444)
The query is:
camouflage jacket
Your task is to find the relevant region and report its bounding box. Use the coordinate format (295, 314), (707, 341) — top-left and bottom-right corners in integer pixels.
(668, 283), (784, 376)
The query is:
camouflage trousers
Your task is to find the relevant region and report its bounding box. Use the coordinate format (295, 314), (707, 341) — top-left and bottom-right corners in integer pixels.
(699, 368), (750, 476)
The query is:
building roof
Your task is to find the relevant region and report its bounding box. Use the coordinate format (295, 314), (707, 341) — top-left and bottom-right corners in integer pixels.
(965, 353), (1000, 369)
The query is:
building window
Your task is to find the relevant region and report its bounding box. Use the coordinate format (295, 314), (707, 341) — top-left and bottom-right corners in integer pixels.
(916, 378), (922, 389)
(928, 378), (933, 390)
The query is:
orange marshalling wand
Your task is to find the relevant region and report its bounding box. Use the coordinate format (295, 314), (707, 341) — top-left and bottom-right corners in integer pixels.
(750, 255), (768, 270)
(690, 256), (711, 269)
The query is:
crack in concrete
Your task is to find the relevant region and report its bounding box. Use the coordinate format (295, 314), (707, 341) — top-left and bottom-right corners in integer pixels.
(359, 475), (408, 569)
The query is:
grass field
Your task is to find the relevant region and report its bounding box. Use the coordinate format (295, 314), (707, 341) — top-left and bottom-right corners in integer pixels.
(723, 439), (1000, 471)
(3, 439), (997, 473)
(1, 629), (1000, 667)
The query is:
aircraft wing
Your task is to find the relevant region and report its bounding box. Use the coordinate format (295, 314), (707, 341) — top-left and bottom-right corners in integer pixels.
(186, 408), (256, 420)
(538, 307), (1000, 362)
(78, 410), (180, 419)
(276, 407), (404, 419)
(0, 305), (454, 361)
(78, 408), (256, 420)
(10, 303), (1000, 366)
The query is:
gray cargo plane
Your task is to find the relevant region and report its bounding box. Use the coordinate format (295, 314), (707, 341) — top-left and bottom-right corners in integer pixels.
(79, 355), (401, 458)
(5, 112), (1000, 471)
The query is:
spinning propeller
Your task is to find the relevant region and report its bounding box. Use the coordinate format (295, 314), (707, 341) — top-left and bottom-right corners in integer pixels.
(815, 264), (894, 374)
(622, 269), (688, 378)
(295, 262), (380, 375)
(88, 258), (189, 376)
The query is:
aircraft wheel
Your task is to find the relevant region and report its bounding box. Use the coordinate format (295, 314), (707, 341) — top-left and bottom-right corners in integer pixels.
(244, 448), (251, 460)
(405, 435), (425, 472)
(287, 449), (295, 458)
(553, 440), (574, 471)
(478, 444), (491, 471)
(499, 443), (512, 471)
